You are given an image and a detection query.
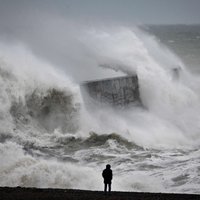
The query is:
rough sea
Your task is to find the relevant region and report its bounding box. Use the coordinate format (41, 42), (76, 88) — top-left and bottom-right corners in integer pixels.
(1, 25), (200, 194)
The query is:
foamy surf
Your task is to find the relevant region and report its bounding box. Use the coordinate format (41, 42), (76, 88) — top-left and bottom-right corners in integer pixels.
(0, 25), (200, 194)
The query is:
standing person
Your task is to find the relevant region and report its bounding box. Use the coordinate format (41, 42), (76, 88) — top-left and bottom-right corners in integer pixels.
(102, 164), (113, 194)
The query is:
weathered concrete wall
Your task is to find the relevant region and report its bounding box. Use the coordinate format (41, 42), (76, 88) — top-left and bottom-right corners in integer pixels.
(82, 75), (142, 107)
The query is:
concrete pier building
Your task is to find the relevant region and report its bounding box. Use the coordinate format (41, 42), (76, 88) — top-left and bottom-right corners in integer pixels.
(82, 75), (142, 108)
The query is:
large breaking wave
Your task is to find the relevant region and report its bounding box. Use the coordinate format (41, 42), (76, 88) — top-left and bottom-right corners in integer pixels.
(1, 26), (200, 193)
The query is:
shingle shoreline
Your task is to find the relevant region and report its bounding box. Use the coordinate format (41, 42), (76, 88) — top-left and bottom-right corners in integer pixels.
(0, 187), (199, 200)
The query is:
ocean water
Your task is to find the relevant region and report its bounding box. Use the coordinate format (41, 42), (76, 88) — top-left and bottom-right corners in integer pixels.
(1, 25), (200, 194)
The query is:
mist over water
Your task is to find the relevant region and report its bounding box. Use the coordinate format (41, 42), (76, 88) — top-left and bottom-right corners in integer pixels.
(1, 24), (200, 193)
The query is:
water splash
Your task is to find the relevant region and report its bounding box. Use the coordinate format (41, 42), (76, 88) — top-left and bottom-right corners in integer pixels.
(0, 26), (200, 193)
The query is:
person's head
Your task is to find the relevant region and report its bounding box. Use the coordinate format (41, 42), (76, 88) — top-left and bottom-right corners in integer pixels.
(106, 164), (111, 169)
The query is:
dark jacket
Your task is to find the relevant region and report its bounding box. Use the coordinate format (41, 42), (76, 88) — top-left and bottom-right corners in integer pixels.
(102, 168), (113, 184)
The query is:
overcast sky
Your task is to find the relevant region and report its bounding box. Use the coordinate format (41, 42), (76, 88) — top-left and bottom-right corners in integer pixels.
(1, 0), (200, 25)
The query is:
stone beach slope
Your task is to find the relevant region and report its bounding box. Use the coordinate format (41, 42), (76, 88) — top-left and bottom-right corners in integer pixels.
(0, 187), (200, 200)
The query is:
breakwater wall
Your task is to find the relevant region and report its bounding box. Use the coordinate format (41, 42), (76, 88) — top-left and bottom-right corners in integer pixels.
(81, 75), (142, 108)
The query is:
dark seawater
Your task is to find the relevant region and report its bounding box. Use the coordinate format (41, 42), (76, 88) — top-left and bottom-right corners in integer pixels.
(0, 25), (200, 194)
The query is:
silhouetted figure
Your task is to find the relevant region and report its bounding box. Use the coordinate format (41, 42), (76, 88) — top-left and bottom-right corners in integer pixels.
(102, 164), (113, 194)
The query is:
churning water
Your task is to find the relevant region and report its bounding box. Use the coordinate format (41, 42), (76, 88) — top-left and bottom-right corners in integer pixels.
(1, 25), (200, 194)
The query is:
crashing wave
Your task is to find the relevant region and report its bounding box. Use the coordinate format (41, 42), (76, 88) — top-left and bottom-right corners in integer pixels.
(10, 88), (80, 133)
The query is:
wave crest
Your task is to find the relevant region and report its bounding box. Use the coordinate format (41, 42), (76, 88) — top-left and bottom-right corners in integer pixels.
(10, 88), (80, 133)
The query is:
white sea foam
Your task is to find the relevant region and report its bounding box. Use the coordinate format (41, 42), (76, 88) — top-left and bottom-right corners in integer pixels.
(0, 25), (200, 193)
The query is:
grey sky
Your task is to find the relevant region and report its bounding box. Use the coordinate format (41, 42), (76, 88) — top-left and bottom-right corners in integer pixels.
(66, 0), (200, 24)
(1, 0), (200, 24)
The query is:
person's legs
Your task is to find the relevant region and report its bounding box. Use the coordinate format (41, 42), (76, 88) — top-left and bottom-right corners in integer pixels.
(104, 183), (107, 193)
(108, 183), (111, 193)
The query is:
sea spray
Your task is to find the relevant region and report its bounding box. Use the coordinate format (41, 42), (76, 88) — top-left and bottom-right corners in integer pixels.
(79, 26), (200, 148)
(0, 26), (200, 193)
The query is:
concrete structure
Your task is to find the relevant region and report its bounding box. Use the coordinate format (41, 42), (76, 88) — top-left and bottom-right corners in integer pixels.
(82, 75), (142, 108)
